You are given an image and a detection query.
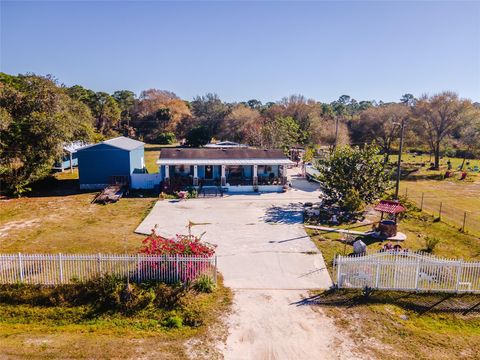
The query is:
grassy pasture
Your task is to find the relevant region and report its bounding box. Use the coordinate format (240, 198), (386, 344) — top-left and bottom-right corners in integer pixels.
(387, 153), (480, 236)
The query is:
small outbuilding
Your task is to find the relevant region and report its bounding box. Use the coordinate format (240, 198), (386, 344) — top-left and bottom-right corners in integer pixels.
(77, 136), (145, 190)
(53, 141), (91, 172)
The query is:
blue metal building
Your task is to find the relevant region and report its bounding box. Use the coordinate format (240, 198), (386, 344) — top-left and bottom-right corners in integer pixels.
(77, 137), (145, 190)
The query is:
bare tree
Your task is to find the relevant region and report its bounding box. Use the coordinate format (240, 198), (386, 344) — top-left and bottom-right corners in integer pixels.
(221, 104), (261, 143)
(413, 92), (471, 169)
(353, 104), (410, 163)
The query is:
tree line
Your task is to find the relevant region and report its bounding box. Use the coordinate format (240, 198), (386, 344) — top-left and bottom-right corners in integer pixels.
(1, 72), (479, 195)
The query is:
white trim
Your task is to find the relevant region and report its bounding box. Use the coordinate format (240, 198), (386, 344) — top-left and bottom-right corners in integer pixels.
(157, 159), (294, 166)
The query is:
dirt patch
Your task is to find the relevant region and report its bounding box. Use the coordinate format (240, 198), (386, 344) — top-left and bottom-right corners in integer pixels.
(0, 219), (40, 238)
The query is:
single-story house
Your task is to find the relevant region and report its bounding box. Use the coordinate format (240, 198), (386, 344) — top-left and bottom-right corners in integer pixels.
(157, 148), (293, 193)
(77, 136), (145, 190)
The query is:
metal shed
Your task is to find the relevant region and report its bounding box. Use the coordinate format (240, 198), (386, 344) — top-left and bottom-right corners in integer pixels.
(77, 137), (145, 190)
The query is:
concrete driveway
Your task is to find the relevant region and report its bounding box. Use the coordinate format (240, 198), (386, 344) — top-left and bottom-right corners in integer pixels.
(136, 173), (354, 359)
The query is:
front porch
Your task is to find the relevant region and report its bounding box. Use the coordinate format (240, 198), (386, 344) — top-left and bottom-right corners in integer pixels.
(160, 164), (288, 192)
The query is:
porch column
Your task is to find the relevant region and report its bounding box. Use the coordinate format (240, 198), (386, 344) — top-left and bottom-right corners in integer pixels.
(221, 165), (226, 186)
(253, 165), (258, 186)
(69, 152), (73, 173)
(165, 165), (170, 185)
(193, 165), (198, 186)
(281, 165), (288, 185)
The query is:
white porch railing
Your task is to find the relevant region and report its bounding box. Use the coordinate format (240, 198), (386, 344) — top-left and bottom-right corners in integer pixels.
(0, 253), (216, 285)
(334, 251), (480, 293)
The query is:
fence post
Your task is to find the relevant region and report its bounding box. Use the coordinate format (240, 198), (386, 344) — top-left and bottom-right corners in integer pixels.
(58, 253), (64, 284)
(405, 187), (408, 198)
(414, 258), (420, 290)
(439, 202), (443, 220)
(462, 212), (467, 233)
(137, 254), (141, 283)
(97, 253), (102, 275)
(420, 193), (424, 211)
(336, 256), (342, 288)
(18, 252), (24, 283)
(213, 256), (217, 284)
(175, 254), (179, 283)
(375, 259), (380, 288)
(455, 261), (462, 293)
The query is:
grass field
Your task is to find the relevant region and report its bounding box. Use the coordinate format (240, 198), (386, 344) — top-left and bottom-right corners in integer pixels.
(308, 206), (480, 360)
(0, 145), (168, 253)
(144, 143), (178, 174)
(387, 153), (480, 236)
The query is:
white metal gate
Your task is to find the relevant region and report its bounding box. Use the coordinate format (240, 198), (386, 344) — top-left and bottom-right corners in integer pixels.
(334, 251), (480, 293)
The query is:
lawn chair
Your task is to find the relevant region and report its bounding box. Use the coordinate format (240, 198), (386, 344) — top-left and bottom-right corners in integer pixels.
(459, 172), (467, 180)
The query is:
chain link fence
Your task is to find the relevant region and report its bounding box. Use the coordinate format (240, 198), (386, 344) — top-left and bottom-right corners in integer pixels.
(404, 187), (480, 237)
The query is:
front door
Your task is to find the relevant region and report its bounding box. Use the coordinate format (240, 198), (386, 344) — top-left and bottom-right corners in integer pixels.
(205, 165), (213, 180)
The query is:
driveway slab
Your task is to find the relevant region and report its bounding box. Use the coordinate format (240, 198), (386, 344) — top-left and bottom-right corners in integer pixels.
(135, 175), (355, 359)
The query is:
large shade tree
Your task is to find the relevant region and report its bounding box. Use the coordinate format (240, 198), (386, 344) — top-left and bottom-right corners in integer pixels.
(0, 74), (95, 195)
(413, 92), (472, 169)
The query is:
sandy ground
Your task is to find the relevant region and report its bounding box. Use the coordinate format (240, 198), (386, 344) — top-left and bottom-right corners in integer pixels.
(136, 169), (356, 359)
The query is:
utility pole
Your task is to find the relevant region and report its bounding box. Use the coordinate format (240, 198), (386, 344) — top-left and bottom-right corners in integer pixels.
(394, 119), (405, 199)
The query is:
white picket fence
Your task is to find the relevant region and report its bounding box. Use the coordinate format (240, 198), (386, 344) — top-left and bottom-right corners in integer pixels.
(334, 251), (480, 293)
(0, 253), (217, 285)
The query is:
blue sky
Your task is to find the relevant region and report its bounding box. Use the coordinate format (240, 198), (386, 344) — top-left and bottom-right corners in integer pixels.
(1, 1), (479, 103)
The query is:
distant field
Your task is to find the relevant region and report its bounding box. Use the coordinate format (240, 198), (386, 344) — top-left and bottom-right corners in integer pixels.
(388, 153), (480, 236)
(144, 143), (178, 174)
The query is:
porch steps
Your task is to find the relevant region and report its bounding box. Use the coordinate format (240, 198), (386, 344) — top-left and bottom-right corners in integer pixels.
(198, 185), (223, 197)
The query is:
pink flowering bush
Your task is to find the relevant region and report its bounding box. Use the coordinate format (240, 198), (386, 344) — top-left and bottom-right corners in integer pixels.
(141, 232), (216, 257)
(139, 231), (216, 283)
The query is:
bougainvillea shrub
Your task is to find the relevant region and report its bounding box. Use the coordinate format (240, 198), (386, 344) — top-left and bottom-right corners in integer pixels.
(141, 232), (216, 257)
(139, 231), (216, 282)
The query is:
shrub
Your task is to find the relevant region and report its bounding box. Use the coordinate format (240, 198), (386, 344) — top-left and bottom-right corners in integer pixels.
(424, 237), (440, 253)
(163, 313), (183, 329)
(193, 274), (216, 293)
(141, 232), (216, 257)
(154, 132), (176, 145)
(342, 188), (363, 213)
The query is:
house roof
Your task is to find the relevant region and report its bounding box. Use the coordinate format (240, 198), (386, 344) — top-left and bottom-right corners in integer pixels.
(204, 141), (248, 148)
(77, 137), (145, 152)
(63, 141), (91, 153)
(157, 148), (293, 166)
(374, 200), (406, 214)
